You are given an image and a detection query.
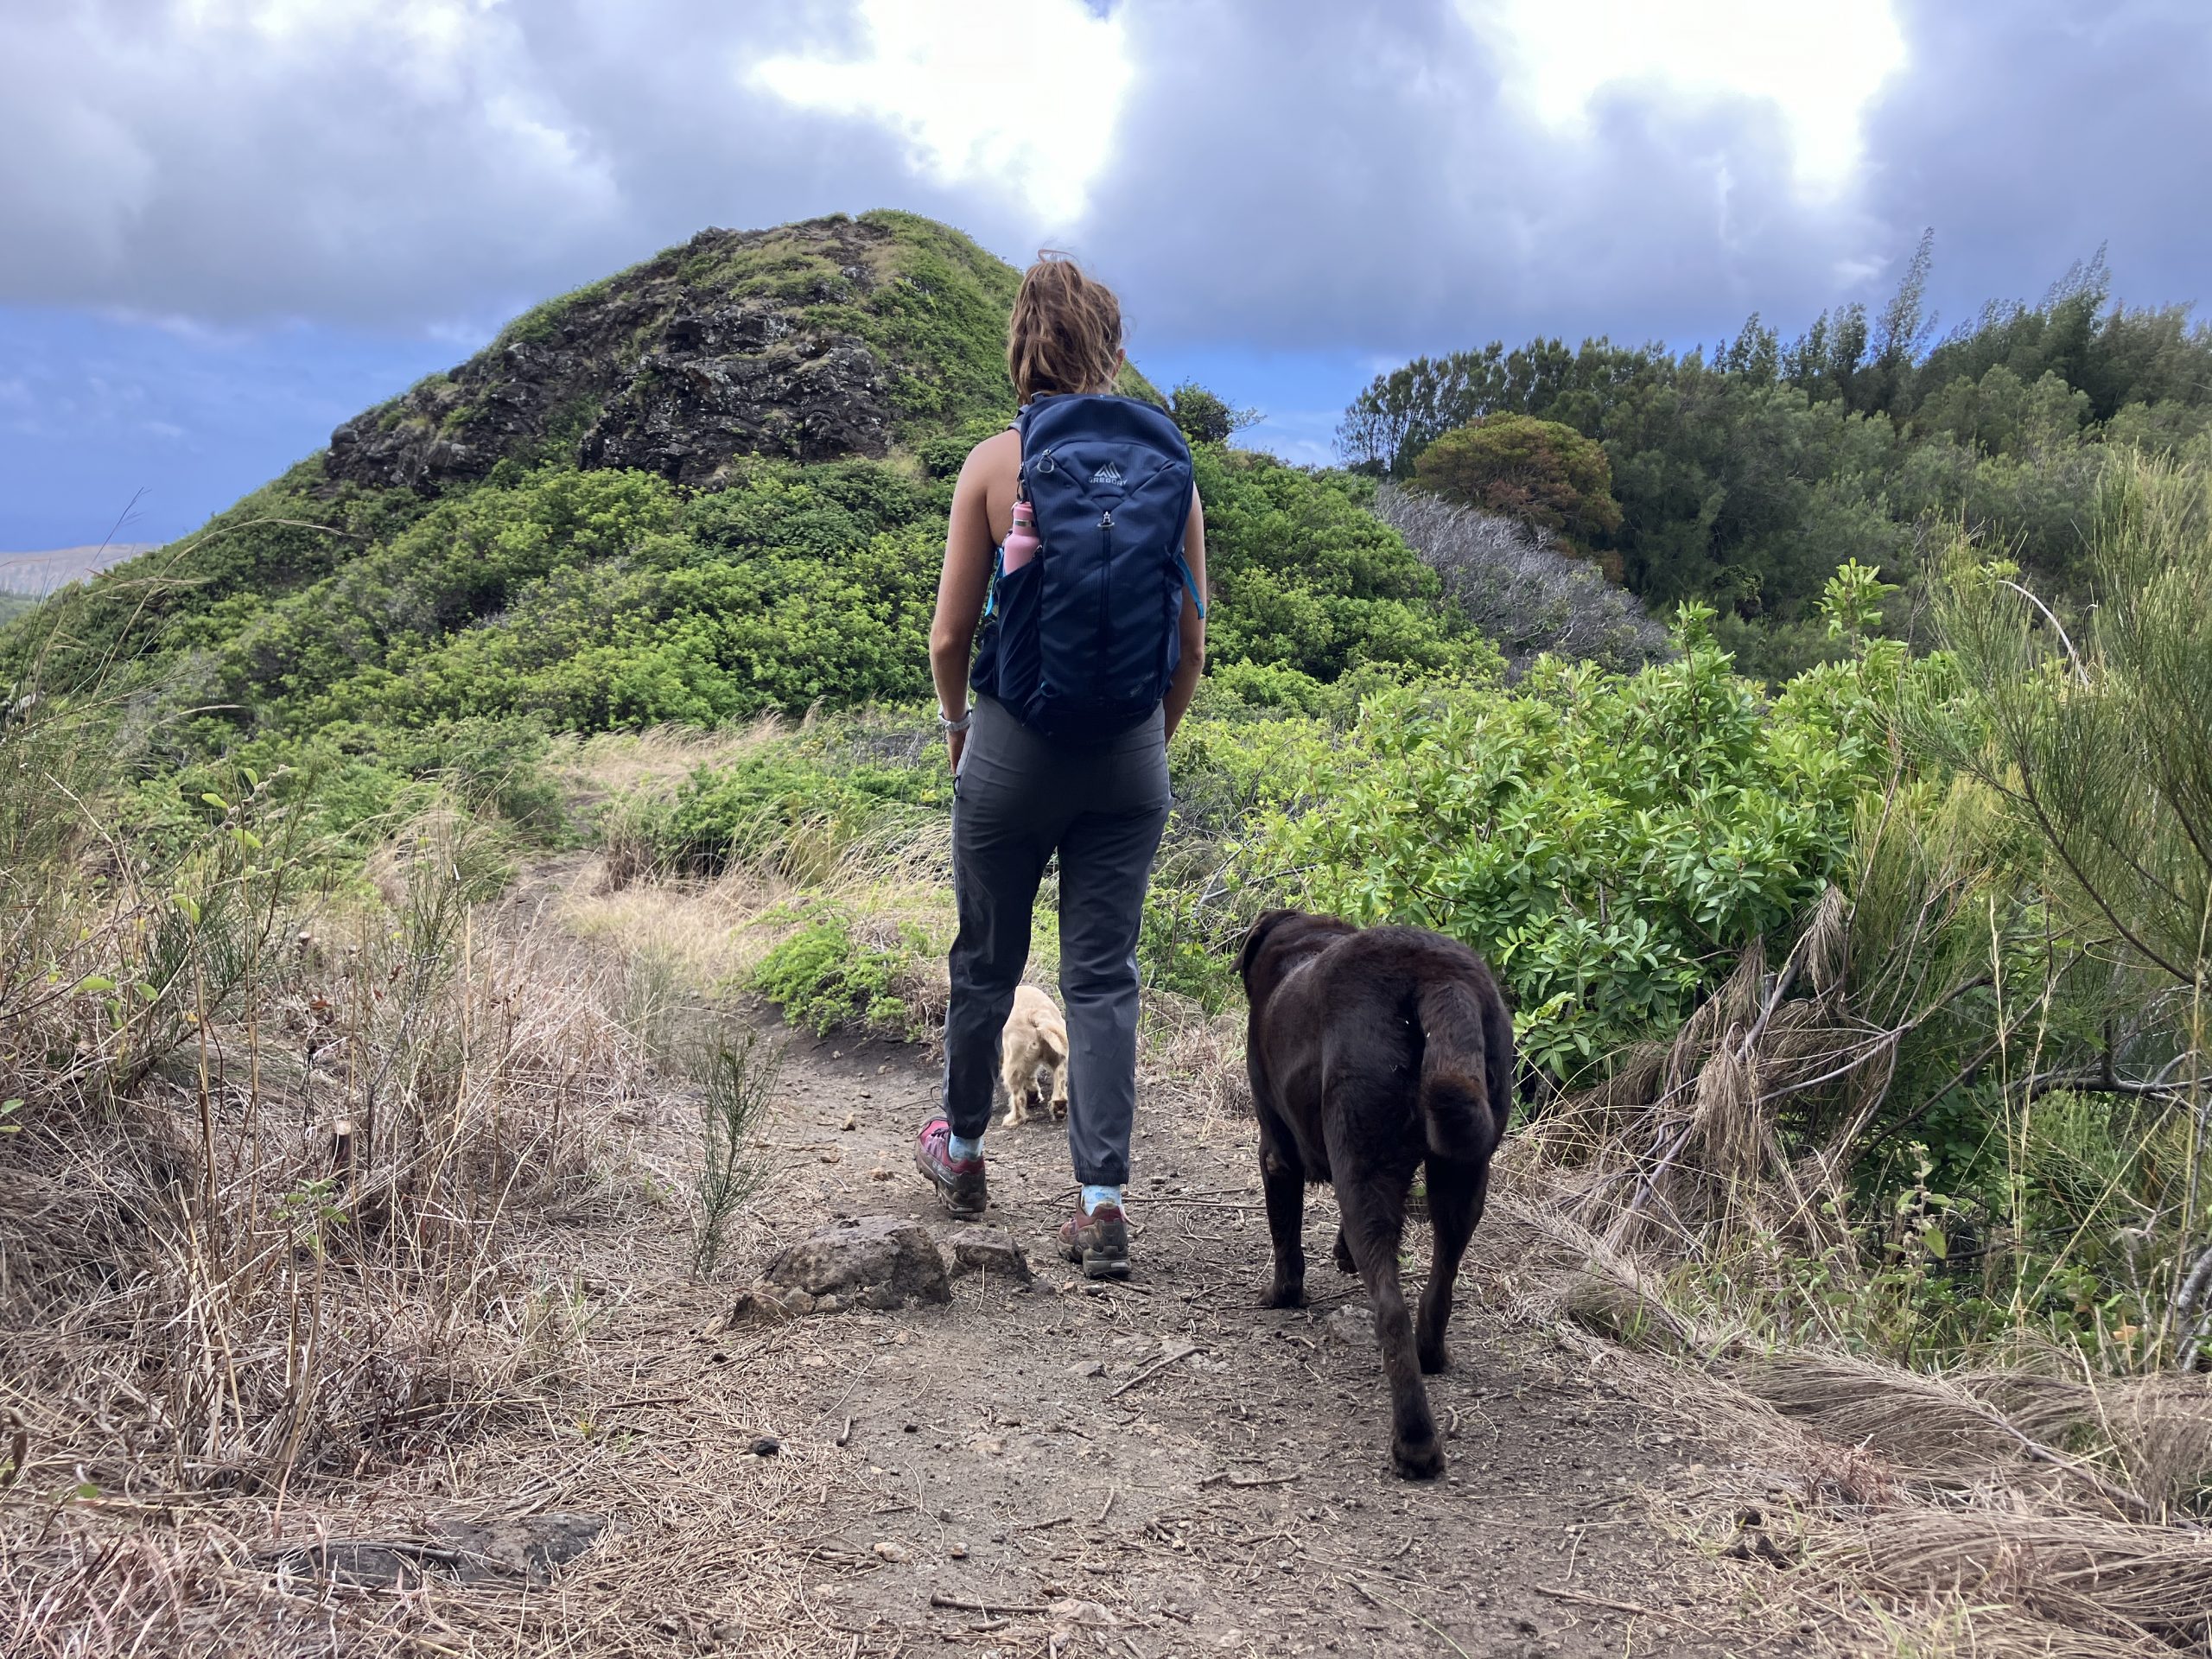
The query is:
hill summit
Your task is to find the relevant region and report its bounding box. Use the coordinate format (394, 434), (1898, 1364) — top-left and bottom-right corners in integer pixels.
(3, 209), (1478, 755)
(327, 212), (1027, 494)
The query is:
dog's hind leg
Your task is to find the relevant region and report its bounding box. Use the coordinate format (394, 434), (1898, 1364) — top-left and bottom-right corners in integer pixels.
(1333, 1226), (1356, 1274)
(1416, 1156), (1488, 1375)
(1257, 1111), (1308, 1308)
(1335, 1155), (1443, 1479)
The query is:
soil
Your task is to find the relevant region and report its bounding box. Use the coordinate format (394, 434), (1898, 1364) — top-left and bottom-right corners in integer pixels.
(553, 1026), (1803, 1658)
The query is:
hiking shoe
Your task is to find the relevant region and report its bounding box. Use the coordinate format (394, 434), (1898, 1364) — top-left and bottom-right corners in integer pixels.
(913, 1116), (988, 1220)
(1058, 1204), (1130, 1280)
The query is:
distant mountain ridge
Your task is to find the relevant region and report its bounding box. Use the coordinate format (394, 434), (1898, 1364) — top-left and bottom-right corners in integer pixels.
(0, 544), (149, 593)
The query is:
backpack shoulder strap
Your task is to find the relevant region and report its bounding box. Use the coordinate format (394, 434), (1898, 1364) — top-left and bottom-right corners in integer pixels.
(1176, 553), (1206, 620)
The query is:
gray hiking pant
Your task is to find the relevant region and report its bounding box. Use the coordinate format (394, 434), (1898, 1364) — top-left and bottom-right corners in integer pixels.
(943, 695), (1171, 1187)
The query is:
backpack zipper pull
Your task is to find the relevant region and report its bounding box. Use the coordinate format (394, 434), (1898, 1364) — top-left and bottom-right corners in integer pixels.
(1100, 510), (1114, 529)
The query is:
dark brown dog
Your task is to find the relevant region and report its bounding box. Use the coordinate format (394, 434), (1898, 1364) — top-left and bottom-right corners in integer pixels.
(1238, 909), (1515, 1478)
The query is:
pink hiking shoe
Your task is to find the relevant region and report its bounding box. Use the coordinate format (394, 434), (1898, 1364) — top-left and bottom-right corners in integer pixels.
(913, 1116), (988, 1220)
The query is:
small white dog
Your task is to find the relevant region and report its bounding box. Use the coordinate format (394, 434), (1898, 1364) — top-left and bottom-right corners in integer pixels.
(999, 984), (1070, 1127)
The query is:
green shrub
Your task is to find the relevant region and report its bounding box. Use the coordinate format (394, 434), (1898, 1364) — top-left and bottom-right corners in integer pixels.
(748, 906), (931, 1039)
(1412, 413), (1624, 553)
(1244, 606), (1898, 1077)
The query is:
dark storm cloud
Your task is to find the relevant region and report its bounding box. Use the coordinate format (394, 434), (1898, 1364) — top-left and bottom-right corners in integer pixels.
(2, 0), (2204, 354)
(1858, 0), (2212, 316)
(0, 0), (1033, 329)
(1078, 0), (1889, 356)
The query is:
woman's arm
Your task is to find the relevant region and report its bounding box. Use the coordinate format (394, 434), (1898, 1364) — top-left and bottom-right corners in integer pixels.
(1162, 489), (1208, 742)
(928, 442), (1001, 770)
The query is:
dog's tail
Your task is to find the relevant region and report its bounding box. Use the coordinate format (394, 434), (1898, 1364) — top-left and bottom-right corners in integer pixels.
(1037, 1018), (1068, 1067)
(1414, 976), (1513, 1163)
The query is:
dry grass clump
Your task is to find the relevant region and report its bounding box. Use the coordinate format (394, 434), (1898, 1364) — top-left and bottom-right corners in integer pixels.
(548, 718), (783, 806)
(1487, 1194), (2212, 1658)
(0, 785), (677, 1650)
(1844, 1510), (2212, 1654)
(570, 796), (959, 1046)
(1517, 888), (1865, 1261)
(1141, 992), (1249, 1126)
(1723, 1353), (2212, 1523)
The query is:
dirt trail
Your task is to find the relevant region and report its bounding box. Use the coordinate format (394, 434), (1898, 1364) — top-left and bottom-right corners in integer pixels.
(570, 1025), (1802, 1659)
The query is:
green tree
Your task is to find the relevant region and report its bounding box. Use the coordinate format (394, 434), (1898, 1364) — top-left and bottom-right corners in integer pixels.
(1168, 381), (1260, 447)
(1412, 415), (1624, 552)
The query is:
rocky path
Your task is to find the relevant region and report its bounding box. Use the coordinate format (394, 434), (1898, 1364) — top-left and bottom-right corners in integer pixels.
(564, 1029), (1801, 1658)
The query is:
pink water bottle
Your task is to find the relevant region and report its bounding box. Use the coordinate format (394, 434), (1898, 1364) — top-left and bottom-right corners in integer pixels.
(1002, 499), (1040, 573)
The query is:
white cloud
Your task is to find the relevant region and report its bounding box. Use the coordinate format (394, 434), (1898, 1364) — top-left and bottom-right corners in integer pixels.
(751, 0), (1132, 226)
(1467, 0), (1906, 196)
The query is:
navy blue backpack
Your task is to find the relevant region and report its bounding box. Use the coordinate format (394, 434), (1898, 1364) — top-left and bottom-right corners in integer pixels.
(971, 393), (1202, 742)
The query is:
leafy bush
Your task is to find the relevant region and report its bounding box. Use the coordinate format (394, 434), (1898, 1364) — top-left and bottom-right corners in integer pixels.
(1246, 607), (1896, 1076)
(1338, 251), (2212, 650)
(1169, 380), (1260, 446)
(1412, 413), (1624, 553)
(748, 906), (932, 1039)
(1193, 448), (1498, 683)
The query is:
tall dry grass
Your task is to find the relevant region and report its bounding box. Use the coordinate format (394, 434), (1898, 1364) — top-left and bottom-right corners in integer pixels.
(0, 683), (675, 1651)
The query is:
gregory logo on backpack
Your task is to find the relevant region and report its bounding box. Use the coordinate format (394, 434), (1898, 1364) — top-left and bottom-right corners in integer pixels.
(970, 394), (1203, 742)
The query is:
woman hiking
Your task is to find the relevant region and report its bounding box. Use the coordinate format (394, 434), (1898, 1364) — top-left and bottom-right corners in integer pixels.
(912, 254), (1208, 1280)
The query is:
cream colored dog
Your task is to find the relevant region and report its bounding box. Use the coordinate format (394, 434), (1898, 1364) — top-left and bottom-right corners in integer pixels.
(999, 984), (1070, 1126)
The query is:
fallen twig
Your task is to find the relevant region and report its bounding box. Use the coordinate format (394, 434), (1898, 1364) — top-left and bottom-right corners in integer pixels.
(1535, 1582), (1667, 1618)
(930, 1592), (1049, 1615)
(1351, 1579), (1475, 1657)
(1109, 1343), (1204, 1398)
(1198, 1468), (1302, 1489)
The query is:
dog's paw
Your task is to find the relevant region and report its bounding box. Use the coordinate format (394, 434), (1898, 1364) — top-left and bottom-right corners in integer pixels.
(1391, 1434), (1446, 1481)
(1333, 1230), (1357, 1274)
(1259, 1280), (1308, 1310)
(1418, 1338), (1450, 1375)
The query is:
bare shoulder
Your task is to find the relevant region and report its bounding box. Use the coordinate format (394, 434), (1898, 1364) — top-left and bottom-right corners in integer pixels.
(961, 426), (1021, 482)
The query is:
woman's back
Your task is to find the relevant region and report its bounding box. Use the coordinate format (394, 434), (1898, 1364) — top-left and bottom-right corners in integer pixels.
(914, 251), (1210, 1282)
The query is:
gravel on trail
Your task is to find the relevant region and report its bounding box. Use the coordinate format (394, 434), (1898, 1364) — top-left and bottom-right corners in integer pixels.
(612, 1029), (1804, 1658)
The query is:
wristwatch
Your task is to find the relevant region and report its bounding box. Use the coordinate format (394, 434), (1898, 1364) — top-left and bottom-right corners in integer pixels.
(938, 705), (972, 734)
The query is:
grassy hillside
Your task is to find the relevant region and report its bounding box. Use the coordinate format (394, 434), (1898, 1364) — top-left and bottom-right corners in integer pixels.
(1, 213), (1484, 842)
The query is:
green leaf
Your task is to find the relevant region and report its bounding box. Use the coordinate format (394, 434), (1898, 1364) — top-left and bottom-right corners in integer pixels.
(1921, 1224), (1948, 1262)
(75, 975), (116, 995)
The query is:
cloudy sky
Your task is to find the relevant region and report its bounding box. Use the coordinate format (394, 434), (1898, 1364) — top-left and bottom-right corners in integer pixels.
(3, 0), (2207, 551)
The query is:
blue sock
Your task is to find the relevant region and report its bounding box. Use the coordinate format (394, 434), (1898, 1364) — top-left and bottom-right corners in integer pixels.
(948, 1131), (982, 1162)
(1081, 1184), (1121, 1215)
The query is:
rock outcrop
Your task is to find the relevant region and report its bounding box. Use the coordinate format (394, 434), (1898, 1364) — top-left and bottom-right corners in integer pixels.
(726, 1216), (1033, 1322)
(766, 1214), (953, 1309)
(325, 215), (954, 495)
